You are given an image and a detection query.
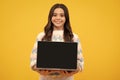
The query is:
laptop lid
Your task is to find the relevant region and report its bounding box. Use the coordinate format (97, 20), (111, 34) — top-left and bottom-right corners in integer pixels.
(36, 41), (77, 71)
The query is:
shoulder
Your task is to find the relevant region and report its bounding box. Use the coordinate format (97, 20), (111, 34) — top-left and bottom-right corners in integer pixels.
(73, 33), (79, 38)
(36, 32), (45, 41)
(73, 33), (80, 42)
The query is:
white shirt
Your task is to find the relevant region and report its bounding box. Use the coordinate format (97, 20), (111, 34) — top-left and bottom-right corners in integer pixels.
(30, 30), (84, 80)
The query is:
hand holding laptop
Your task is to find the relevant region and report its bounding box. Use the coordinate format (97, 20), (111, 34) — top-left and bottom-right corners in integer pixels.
(32, 64), (79, 76)
(38, 69), (79, 77)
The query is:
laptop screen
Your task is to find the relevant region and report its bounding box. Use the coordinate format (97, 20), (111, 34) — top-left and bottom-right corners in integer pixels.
(36, 41), (77, 71)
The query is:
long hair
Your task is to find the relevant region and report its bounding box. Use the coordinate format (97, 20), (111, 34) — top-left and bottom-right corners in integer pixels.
(42, 3), (73, 42)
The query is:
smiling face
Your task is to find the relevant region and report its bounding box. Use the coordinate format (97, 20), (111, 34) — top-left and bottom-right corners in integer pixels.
(51, 8), (66, 30)
(43, 4), (73, 42)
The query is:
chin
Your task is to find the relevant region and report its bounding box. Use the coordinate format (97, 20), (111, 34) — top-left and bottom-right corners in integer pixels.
(55, 26), (62, 29)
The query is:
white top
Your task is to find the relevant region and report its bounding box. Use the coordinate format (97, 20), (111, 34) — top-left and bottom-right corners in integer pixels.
(30, 30), (84, 80)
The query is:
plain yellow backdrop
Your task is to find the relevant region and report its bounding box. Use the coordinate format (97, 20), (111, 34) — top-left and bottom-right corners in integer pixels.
(0, 0), (120, 80)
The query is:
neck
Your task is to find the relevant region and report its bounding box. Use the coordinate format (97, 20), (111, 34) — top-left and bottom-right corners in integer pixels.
(53, 26), (64, 30)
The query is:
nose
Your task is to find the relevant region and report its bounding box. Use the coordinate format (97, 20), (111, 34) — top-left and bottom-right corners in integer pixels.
(56, 15), (60, 19)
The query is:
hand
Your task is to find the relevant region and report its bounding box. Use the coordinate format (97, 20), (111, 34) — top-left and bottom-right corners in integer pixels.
(61, 70), (79, 77)
(60, 66), (81, 77)
(37, 70), (51, 75)
(31, 65), (51, 75)
(32, 65), (62, 75)
(38, 70), (63, 76)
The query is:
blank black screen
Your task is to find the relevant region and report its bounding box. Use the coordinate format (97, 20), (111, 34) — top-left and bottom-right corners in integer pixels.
(37, 41), (77, 70)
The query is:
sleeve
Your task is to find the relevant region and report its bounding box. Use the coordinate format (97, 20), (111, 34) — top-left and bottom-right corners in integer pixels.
(73, 34), (84, 71)
(30, 32), (45, 68)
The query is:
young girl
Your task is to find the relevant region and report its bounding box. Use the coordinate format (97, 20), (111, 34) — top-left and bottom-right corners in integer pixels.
(30, 3), (84, 80)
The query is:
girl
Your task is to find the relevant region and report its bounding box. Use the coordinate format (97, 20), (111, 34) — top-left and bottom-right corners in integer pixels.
(30, 3), (84, 80)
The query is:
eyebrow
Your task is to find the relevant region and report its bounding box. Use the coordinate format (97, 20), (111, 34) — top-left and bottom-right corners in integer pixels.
(53, 13), (64, 14)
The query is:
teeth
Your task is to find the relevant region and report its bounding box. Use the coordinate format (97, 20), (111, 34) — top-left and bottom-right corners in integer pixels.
(56, 22), (61, 24)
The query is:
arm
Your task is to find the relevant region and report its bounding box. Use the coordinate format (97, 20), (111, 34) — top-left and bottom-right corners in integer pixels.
(62, 34), (84, 76)
(30, 40), (37, 71)
(30, 32), (50, 75)
(30, 32), (64, 76)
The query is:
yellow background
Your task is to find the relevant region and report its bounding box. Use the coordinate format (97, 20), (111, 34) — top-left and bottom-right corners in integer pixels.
(0, 0), (120, 80)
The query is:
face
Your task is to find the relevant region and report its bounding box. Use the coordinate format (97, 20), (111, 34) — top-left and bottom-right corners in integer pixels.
(52, 8), (66, 30)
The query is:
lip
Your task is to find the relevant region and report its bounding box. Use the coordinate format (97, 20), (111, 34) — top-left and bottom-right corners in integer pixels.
(55, 22), (61, 24)
(54, 21), (62, 24)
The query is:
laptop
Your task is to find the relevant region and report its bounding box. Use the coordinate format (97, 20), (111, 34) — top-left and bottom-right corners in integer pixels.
(36, 41), (78, 71)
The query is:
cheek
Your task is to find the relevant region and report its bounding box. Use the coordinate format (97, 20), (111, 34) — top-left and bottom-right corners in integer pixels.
(51, 17), (55, 23)
(62, 18), (66, 23)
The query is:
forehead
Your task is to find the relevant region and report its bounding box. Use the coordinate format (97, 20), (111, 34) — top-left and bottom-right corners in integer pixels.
(53, 8), (64, 14)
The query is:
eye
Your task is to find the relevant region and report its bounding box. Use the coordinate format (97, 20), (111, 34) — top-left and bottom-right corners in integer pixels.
(60, 14), (65, 17)
(53, 14), (57, 17)
(61, 15), (64, 17)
